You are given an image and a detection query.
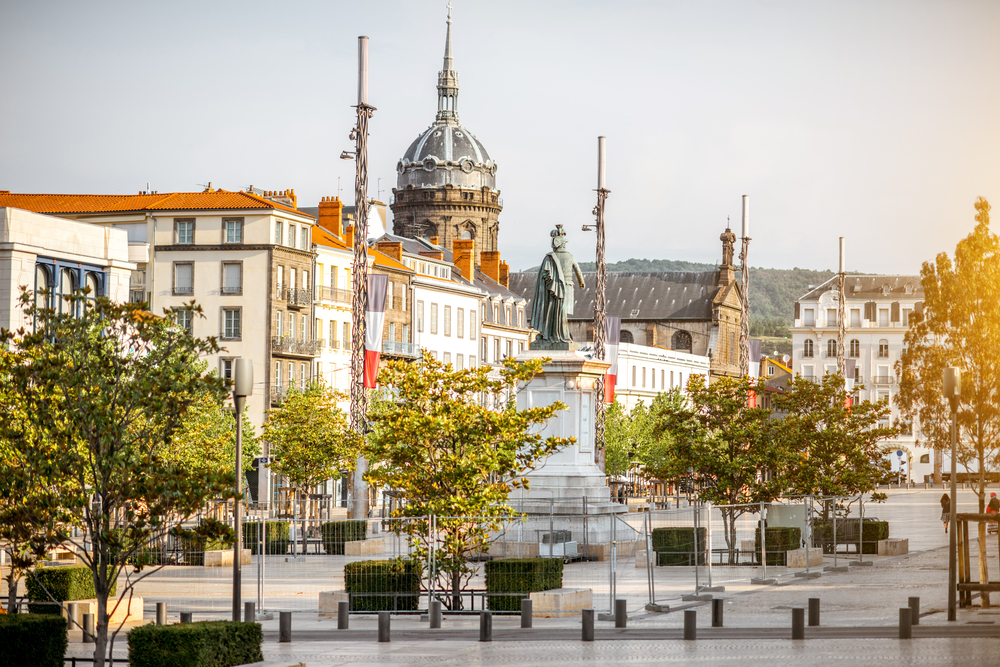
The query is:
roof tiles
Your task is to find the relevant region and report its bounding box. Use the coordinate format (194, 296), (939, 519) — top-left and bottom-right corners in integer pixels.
(0, 190), (310, 217)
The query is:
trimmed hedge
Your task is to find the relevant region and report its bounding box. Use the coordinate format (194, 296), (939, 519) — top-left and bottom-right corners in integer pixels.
(128, 620), (262, 667)
(344, 559), (421, 612)
(812, 519), (889, 554)
(485, 558), (563, 611)
(651, 527), (707, 566)
(25, 566), (117, 614)
(242, 521), (289, 555)
(321, 520), (367, 555)
(0, 614), (67, 667)
(754, 526), (801, 566)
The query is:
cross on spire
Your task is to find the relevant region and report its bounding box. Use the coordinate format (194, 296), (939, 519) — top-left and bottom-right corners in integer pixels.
(436, 2), (459, 122)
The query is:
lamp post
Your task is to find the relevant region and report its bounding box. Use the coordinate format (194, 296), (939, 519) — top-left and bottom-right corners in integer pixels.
(582, 136), (609, 469)
(944, 366), (961, 621)
(232, 358), (253, 622)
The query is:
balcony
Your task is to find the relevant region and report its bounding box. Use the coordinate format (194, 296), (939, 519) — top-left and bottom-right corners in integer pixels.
(129, 289), (146, 304)
(382, 340), (421, 358)
(270, 384), (288, 403)
(222, 286), (242, 295)
(871, 375), (894, 385)
(280, 287), (312, 308)
(271, 336), (321, 357)
(173, 286), (193, 296)
(317, 286), (352, 305)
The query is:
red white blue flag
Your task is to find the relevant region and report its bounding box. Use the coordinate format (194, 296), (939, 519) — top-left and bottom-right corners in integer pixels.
(605, 316), (621, 403)
(364, 274), (388, 389)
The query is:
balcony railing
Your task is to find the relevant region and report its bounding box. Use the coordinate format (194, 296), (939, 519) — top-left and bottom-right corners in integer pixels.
(271, 336), (321, 356)
(173, 286), (193, 296)
(800, 375), (816, 382)
(129, 289), (146, 304)
(280, 287), (312, 307)
(222, 285), (242, 294)
(382, 340), (421, 357)
(871, 375), (894, 385)
(317, 286), (352, 305)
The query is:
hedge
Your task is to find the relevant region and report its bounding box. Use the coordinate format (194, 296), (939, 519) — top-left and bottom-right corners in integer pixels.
(485, 558), (563, 611)
(0, 614), (67, 667)
(127, 620), (262, 667)
(242, 521), (289, 555)
(25, 566), (117, 614)
(754, 526), (801, 566)
(651, 527), (707, 566)
(344, 559), (421, 612)
(321, 520), (367, 555)
(812, 519), (889, 554)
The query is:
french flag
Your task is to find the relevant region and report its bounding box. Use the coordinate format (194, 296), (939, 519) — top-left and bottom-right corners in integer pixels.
(364, 274), (388, 389)
(604, 316), (621, 403)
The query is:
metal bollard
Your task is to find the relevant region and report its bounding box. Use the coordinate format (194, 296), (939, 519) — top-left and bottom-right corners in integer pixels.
(378, 611), (391, 643)
(908, 597), (920, 626)
(899, 608), (912, 639)
(808, 598), (820, 626)
(338, 600), (349, 630)
(712, 598), (724, 627)
(582, 608), (595, 642)
(430, 599), (442, 629)
(156, 602), (167, 626)
(279, 611), (292, 643)
(180, 612), (193, 624)
(83, 613), (95, 643)
(791, 607), (805, 639)
(244, 601), (255, 623)
(684, 610), (697, 640)
(615, 599), (627, 628)
(479, 611), (492, 642)
(521, 598), (533, 629)
(66, 602), (78, 627)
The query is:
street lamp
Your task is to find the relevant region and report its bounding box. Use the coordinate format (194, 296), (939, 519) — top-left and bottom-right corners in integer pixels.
(232, 358), (253, 622)
(943, 366), (961, 622)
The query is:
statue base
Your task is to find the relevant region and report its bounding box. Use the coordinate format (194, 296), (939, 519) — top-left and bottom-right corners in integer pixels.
(528, 338), (580, 352)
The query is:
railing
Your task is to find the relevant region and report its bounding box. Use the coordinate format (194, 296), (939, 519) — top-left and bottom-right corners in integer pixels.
(315, 339), (326, 349)
(271, 336), (321, 356)
(221, 285), (242, 294)
(282, 287), (312, 306)
(173, 286), (193, 296)
(382, 340), (421, 357)
(129, 289), (146, 303)
(270, 384), (287, 402)
(317, 286), (351, 304)
(800, 374), (816, 382)
(871, 375), (894, 385)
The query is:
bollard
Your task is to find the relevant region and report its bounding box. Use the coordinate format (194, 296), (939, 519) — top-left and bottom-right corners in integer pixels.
(712, 598), (724, 627)
(479, 611), (492, 642)
(521, 598), (533, 629)
(338, 600), (349, 630)
(908, 597), (920, 626)
(808, 598), (820, 626)
(66, 602), (78, 627)
(378, 611), (391, 643)
(582, 609), (595, 642)
(279, 611), (292, 643)
(791, 607), (805, 639)
(156, 602), (167, 626)
(899, 608), (912, 639)
(83, 613), (95, 643)
(430, 599), (442, 629)
(615, 599), (627, 628)
(244, 601), (255, 623)
(684, 610), (697, 640)
(180, 612), (193, 624)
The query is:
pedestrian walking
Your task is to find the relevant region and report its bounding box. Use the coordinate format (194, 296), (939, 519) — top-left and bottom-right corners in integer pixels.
(987, 492), (999, 535)
(940, 493), (951, 533)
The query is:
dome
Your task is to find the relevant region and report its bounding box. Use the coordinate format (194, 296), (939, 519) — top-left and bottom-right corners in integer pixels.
(397, 122), (497, 190)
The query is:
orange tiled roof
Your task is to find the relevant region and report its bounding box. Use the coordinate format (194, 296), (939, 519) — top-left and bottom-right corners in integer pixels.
(0, 190), (311, 217)
(371, 249), (411, 273)
(312, 225), (351, 251)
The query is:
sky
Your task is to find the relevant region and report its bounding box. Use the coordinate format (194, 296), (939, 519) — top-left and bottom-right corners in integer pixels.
(1, 0), (998, 274)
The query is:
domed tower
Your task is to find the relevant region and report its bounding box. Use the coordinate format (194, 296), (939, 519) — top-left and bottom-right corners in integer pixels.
(390, 5), (501, 267)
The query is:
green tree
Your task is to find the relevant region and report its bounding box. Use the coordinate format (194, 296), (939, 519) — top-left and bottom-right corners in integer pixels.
(0, 291), (233, 666)
(364, 352), (572, 609)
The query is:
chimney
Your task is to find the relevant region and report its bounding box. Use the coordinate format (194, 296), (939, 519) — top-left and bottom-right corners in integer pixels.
(419, 250), (444, 260)
(429, 236), (440, 247)
(317, 196), (344, 238)
(481, 251), (501, 283)
(377, 241), (403, 263)
(499, 260), (509, 288)
(345, 223), (355, 249)
(452, 239), (474, 280)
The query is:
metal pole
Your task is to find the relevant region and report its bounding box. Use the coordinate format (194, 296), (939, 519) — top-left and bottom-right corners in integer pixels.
(948, 408), (958, 621)
(761, 502), (767, 581)
(837, 238), (846, 378)
(804, 495), (810, 575)
(738, 195), (750, 376)
(706, 501), (713, 589)
(693, 505), (700, 592)
(586, 137), (610, 470)
(645, 506), (655, 604)
(833, 498), (838, 569)
(610, 510), (617, 614)
(232, 358), (252, 622)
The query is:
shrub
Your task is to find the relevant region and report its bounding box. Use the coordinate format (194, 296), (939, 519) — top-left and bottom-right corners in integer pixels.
(651, 527), (707, 566)
(861, 520), (889, 554)
(25, 566), (117, 614)
(175, 519), (238, 565)
(754, 526), (801, 566)
(812, 519), (889, 554)
(242, 521), (289, 555)
(0, 614), (67, 667)
(321, 520), (367, 555)
(128, 620), (262, 667)
(484, 558), (563, 611)
(344, 559), (421, 612)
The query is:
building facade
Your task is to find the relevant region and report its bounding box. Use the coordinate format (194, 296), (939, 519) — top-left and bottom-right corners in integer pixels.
(611, 343), (710, 411)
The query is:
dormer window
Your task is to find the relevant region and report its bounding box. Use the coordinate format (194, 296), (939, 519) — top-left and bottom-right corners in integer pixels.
(881, 284), (891, 296)
(904, 283), (913, 295)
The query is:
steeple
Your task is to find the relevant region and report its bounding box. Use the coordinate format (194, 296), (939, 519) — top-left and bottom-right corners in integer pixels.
(436, 2), (460, 123)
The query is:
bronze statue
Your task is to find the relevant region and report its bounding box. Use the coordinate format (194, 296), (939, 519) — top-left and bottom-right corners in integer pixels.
(531, 225), (586, 346)
(720, 227), (737, 266)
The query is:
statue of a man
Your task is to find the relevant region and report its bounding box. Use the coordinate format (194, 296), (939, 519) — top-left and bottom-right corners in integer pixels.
(531, 225), (586, 345)
(720, 227), (737, 266)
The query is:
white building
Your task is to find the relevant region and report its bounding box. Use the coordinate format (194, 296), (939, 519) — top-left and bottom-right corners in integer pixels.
(612, 342), (710, 411)
(311, 224), (355, 402)
(791, 275), (930, 480)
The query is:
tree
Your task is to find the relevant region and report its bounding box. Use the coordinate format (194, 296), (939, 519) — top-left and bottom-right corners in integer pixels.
(0, 291), (234, 666)
(364, 352), (572, 609)
(262, 382), (361, 553)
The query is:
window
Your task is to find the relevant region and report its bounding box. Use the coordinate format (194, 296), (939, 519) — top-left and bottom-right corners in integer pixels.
(175, 219), (194, 244)
(652, 369), (656, 389)
(34, 264), (50, 315)
(506, 306), (511, 325)
(385, 322), (395, 341)
(827, 339), (838, 358)
(729, 332), (735, 364)
(457, 308), (464, 338)
(276, 266), (284, 293)
(402, 324), (409, 342)
(670, 371), (674, 388)
(804, 309), (815, 326)
(220, 358), (234, 381)
(878, 339), (889, 358)
(850, 339), (860, 357)
(850, 309), (861, 328)
(289, 313), (296, 340)
(620, 330), (634, 344)
(387, 281), (394, 305)
(300, 363), (306, 388)
(854, 366), (860, 382)
(470, 356), (476, 368)
(518, 309), (524, 327)
(223, 308), (242, 339)
(661, 369), (664, 388)
(400, 286), (407, 311)
(303, 270), (309, 291)
(443, 351), (451, 365)
(642, 367), (647, 388)
(803, 339), (814, 358)
(469, 312), (476, 340)
(827, 309), (837, 327)
(878, 309), (889, 327)
(288, 225), (297, 249)
(494, 337), (500, 363)
(275, 361), (281, 388)
(314, 318), (321, 341)
(316, 361), (322, 379)
(223, 218), (243, 244)
(173, 309), (193, 335)
(300, 227), (309, 250)
(58, 268), (74, 315)
(456, 354), (464, 370)
(287, 362), (294, 387)
(430, 303), (439, 334)
(222, 262), (242, 294)
(417, 301), (425, 332)
(274, 221), (283, 245)
(632, 366), (637, 387)
(672, 330), (692, 351)
(276, 311), (283, 337)
(506, 339), (513, 358)
(444, 305), (452, 336)
(481, 337), (487, 360)
(290, 269), (296, 293)
(902, 308), (911, 326)
(920, 453), (930, 464)
(343, 322), (351, 348)
(330, 266), (338, 289)
(173, 263), (193, 295)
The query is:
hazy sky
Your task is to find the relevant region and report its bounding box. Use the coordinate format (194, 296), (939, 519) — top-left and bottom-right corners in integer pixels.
(2, 0), (998, 274)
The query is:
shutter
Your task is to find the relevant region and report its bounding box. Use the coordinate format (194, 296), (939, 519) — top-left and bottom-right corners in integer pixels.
(794, 302), (800, 319)
(891, 302), (900, 322)
(864, 301), (875, 320)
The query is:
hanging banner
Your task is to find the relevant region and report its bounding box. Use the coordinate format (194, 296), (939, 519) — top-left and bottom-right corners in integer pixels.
(604, 316), (621, 403)
(364, 274), (388, 388)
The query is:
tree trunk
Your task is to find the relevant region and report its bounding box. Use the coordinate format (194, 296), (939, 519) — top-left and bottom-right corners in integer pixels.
(4, 568), (18, 614)
(94, 574), (108, 667)
(978, 446), (990, 607)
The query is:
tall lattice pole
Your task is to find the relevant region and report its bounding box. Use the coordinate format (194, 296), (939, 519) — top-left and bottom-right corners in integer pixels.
(738, 195), (751, 376)
(349, 36), (375, 520)
(837, 237), (846, 379)
(593, 137), (609, 469)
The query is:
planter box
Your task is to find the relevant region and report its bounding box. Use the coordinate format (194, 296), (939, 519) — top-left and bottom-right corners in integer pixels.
(878, 538), (909, 556)
(785, 547), (824, 568)
(66, 596), (143, 625)
(318, 591), (349, 613)
(203, 549), (251, 567)
(344, 539), (385, 556)
(529, 588), (592, 618)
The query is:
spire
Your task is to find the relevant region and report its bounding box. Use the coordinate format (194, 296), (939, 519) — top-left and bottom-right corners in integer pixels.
(436, 2), (460, 123)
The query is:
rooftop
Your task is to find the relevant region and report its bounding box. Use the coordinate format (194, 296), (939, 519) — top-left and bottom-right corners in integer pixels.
(0, 189), (311, 218)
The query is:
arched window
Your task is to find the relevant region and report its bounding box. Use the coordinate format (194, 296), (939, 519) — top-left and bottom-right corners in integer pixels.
(59, 268), (75, 316)
(85, 272), (100, 309)
(849, 339), (860, 357)
(672, 330), (692, 351)
(803, 339), (814, 358)
(827, 339), (838, 358)
(878, 339), (889, 358)
(620, 330), (634, 344)
(34, 264), (50, 313)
